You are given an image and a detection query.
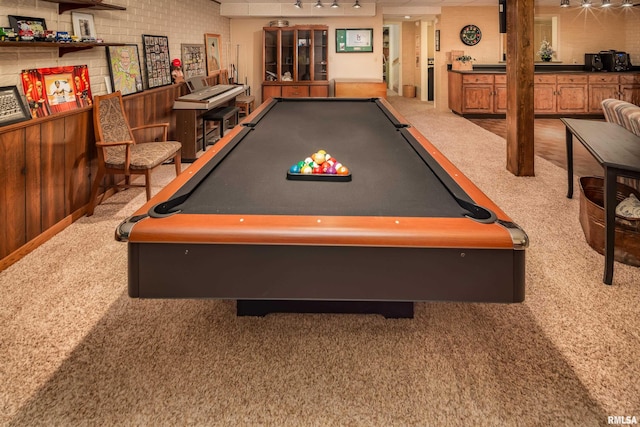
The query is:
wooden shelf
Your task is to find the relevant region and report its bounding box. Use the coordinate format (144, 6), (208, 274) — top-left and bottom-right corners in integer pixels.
(41, 0), (126, 14)
(0, 41), (124, 57)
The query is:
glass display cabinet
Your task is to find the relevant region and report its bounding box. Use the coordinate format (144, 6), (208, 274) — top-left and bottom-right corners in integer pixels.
(262, 25), (329, 100)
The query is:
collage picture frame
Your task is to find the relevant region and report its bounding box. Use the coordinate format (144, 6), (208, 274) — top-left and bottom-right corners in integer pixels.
(0, 85), (31, 127)
(180, 44), (206, 80)
(142, 34), (172, 89)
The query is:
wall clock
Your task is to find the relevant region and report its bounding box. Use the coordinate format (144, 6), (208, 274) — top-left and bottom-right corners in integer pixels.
(460, 24), (482, 46)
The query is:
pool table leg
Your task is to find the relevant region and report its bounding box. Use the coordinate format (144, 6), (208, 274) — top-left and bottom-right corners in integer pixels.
(236, 300), (414, 319)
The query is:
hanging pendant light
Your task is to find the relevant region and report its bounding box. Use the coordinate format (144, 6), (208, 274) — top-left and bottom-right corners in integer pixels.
(294, 0), (302, 8)
(353, 0), (361, 8)
(315, 0), (323, 8)
(560, 0), (570, 6)
(331, 0), (339, 7)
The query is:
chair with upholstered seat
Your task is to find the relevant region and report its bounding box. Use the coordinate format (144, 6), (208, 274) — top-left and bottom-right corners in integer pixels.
(87, 91), (182, 216)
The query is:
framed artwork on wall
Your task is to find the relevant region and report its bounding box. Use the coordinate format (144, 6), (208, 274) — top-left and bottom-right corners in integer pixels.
(0, 86), (31, 127)
(204, 33), (222, 76)
(335, 28), (373, 53)
(106, 44), (144, 95)
(181, 44), (207, 80)
(20, 65), (92, 118)
(71, 12), (97, 41)
(435, 30), (440, 52)
(142, 34), (172, 89)
(8, 15), (46, 40)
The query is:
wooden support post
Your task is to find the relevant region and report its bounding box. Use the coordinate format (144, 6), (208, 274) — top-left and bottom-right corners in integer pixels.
(506, 0), (535, 176)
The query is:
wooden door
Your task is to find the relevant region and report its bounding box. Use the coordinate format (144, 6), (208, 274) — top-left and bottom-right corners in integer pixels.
(494, 75), (507, 113)
(533, 75), (557, 114)
(556, 75), (588, 114)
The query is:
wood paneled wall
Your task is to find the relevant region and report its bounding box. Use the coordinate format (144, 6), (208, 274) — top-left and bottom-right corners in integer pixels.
(0, 82), (189, 270)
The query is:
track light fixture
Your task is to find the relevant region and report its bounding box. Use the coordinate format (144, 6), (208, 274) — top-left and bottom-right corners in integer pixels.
(622, 0), (633, 6)
(331, 0), (339, 7)
(315, 0), (323, 7)
(601, 0), (611, 6)
(581, 0), (592, 6)
(294, 0), (302, 8)
(353, 0), (361, 7)
(560, 0), (570, 6)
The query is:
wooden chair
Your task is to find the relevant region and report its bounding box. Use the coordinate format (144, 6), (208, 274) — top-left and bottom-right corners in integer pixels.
(87, 91), (182, 216)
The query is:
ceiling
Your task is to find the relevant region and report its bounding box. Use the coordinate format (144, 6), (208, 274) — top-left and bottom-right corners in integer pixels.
(216, 0), (637, 21)
(215, 0), (563, 7)
(215, 0), (570, 21)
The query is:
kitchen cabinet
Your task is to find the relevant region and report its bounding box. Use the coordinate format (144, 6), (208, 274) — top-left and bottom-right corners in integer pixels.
(449, 70), (637, 117)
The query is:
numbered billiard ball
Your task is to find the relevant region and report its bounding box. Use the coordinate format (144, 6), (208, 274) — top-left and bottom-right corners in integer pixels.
(301, 165), (313, 174)
(337, 166), (349, 175)
(312, 152), (325, 165)
(290, 164), (301, 174)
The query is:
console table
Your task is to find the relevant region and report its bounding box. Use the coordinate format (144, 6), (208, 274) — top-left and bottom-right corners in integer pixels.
(562, 118), (640, 285)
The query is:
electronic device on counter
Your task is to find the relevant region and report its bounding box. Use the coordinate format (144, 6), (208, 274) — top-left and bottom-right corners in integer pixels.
(584, 53), (603, 72)
(598, 50), (632, 72)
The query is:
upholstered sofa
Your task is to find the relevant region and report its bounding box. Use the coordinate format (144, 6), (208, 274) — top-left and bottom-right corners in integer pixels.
(601, 99), (640, 192)
(601, 98), (640, 137)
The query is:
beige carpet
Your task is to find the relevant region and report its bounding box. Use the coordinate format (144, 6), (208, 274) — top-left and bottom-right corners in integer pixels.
(1, 96), (638, 426)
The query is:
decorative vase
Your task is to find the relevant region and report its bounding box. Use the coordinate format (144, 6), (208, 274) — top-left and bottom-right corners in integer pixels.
(542, 56), (552, 62)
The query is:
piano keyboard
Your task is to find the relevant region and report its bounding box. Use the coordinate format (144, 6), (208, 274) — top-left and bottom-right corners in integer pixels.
(173, 84), (247, 110)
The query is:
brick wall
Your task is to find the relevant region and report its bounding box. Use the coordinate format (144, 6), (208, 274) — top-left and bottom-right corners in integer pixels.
(0, 0), (229, 96)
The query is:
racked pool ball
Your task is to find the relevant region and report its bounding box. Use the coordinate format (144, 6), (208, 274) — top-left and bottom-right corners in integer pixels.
(301, 165), (313, 174)
(312, 152), (325, 165)
(337, 166), (349, 175)
(289, 164), (301, 174)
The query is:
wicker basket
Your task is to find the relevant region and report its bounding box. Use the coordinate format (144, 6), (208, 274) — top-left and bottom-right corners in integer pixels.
(579, 176), (640, 266)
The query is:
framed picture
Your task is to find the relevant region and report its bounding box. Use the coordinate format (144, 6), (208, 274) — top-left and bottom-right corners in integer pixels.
(204, 33), (222, 76)
(181, 44), (207, 80)
(142, 34), (172, 89)
(20, 65), (92, 118)
(435, 30), (440, 52)
(0, 86), (31, 127)
(8, 15), (46, 40)
(71, 12), (97, 41)
(336, 28), (373, 53)
(106, 45), (144, 95)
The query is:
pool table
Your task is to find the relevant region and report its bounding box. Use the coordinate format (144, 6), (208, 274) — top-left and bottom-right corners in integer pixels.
(117, 97), (528, 318)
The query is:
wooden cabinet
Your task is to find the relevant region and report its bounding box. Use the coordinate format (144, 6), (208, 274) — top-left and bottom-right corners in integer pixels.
(450, 71), (637, 117)
(556, 74), (588, 114)
(262, 25), (329, 99)
(588, 74), (620, 113)
(494, 75), (508, 114)
(448, 73), (503, 115)
(533, 75), (557, 114)
(534, 74), (587, 114)
(619, 74), (640, 105)
(589, 74), (640, 113)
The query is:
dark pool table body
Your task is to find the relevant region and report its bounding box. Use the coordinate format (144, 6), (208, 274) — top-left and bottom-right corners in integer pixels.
(117, 98), (528, 318)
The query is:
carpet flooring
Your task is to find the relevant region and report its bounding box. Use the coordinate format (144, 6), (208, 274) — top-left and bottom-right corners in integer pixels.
(1, 95), (638, 426)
